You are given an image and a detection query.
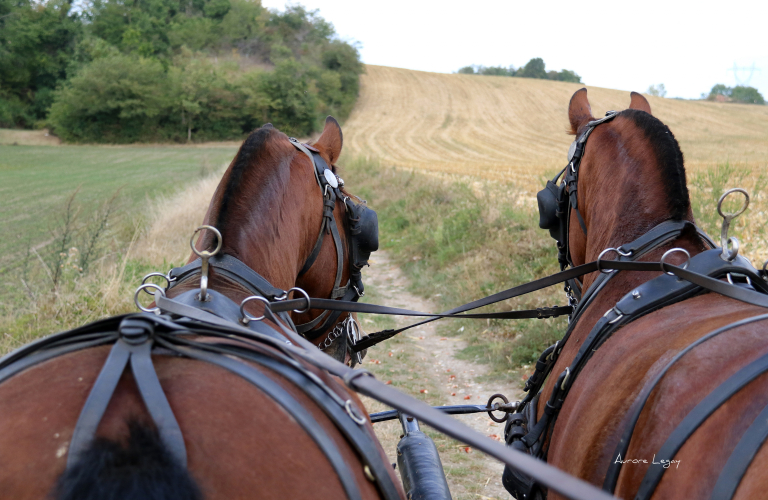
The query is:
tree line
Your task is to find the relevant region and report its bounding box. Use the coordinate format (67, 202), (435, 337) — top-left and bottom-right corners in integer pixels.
(706, 84), (764, 105)
(457, 57), (582, 83)
(0, 0), (363, 142)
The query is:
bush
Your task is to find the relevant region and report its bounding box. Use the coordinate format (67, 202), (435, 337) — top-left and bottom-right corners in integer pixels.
(516, 57), (547, 79)
(707, 84), (765, 105)
(0, 0), (81, 127)
(456, 58), (581, 83)
(48, 55), (171, 142)
(4, 0), (364, 142)
(646, 84), (667, 97)
(731, 86), (765, 105)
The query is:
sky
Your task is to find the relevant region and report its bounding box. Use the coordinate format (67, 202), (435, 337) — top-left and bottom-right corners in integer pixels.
(261, 0), (768, 100)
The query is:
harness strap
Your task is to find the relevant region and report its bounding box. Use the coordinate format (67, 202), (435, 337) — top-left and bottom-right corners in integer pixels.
(169, 254), (286, 300)
(710, 400), (768, 500)
(161, 341), (362, 500)
(67, 317), (186, 469)
(520, 250), (768, 459)
(153, 295), (616, 500)
(603, 313), (768, 493)
(635, 350), (768, 500)
(198, 340), (402, 500)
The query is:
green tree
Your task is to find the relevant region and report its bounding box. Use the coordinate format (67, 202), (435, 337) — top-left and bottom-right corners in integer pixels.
(707, 84), (732, 100)
(730, 86), (765, 105)
(457, 66), (475, 74)
(646, 83), (667, 97)
(48, 54), (172, 142)
(548, 69), (581, 83)
(479, 66), (514, 76)
(258, 59), (317, 136)
(0, 0), (81, 127)
(516, 57), (547, 79)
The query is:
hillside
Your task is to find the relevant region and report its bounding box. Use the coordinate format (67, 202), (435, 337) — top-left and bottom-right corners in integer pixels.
(343, 66), (768, 191)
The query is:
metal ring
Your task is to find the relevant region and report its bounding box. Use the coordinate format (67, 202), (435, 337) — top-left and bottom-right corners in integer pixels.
(596, 248), (618, 274)
(616, 247), (633, 257)
(190, 225), (223, 258)
(560, 367), (571, 391)
(345, 400), (367, 425)
(486, 393), (510, 423)
(762, 260), (768, 281)
(287, 287), (311, 314)
(717, 188), (750, 219)
(134, 284), (166, 313)
(722, 237), (740, 262)
(140, 272), (170, 295)
(239, 295), (271, 324)
(660, 248), (691, 276)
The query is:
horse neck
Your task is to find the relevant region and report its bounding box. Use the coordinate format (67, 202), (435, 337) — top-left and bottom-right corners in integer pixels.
(574, 121), (698, 295)
(201, 149), (321, 292)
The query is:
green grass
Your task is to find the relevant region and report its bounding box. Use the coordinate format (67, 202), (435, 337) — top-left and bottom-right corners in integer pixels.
(343, 157), (567, 383)
(342, 157), (768, 383)
(0, 144), (237, 311)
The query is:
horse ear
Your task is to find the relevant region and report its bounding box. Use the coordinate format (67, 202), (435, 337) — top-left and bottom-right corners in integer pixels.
(568, 88), (593, 135)
(629, 92), (652, 114)
(313, 116), (343, 164)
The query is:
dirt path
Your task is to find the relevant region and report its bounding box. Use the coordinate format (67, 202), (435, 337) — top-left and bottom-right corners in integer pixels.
(360, 251), (522, 500)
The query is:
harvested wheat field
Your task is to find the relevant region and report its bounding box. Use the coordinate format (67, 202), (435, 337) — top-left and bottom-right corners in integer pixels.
(343, 65), (768, 192)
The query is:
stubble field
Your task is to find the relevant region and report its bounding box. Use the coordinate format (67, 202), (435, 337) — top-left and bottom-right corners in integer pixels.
(343, 65), (768, 192)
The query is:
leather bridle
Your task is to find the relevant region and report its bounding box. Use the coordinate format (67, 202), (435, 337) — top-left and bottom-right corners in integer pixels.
(165, 138), (378, 365)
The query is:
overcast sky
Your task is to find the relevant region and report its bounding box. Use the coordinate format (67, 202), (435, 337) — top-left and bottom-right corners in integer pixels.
(261, 0), (768, 100)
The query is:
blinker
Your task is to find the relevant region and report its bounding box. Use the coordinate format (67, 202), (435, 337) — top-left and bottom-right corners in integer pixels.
(537, 180), (562, 235)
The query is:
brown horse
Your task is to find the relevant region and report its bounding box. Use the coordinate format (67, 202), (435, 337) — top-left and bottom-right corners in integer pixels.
(0, 117), (404, 500)
(530, 89), (768, 499)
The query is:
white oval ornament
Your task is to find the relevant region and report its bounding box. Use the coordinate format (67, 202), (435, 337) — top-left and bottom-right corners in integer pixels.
(324, 169), (339, 188)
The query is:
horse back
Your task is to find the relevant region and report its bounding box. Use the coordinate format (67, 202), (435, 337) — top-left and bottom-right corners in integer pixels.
(0, 344), (391, 500)
(547, 293), (768, 499)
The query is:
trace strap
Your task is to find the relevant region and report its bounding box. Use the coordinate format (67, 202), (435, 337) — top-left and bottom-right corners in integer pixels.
(152, 294), (615, 500)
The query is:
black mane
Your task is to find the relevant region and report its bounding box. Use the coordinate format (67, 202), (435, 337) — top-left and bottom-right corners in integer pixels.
(215, 127), (272, 232)
(620, 109), (690, 219)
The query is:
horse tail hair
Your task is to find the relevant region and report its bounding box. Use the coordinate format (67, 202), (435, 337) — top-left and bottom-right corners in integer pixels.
(54, 421), (202, 500)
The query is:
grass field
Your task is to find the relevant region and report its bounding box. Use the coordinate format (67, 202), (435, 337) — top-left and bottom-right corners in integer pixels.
(344, 66), (768, 193)
(0, 144), (236, 271)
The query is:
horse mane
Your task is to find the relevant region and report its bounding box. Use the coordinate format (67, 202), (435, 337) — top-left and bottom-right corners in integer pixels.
(619, 109), (690, 220)
(215, 127), (274, 232)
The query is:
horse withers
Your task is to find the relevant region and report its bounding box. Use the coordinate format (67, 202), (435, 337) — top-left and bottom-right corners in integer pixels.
(506, 89), (768, 500)
(0, 117), (403, 500)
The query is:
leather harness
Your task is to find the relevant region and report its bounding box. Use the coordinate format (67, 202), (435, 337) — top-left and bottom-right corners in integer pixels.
(165, 140), (378, 364)
(502, 110), (768, 499)
(0, 286), (623, 500)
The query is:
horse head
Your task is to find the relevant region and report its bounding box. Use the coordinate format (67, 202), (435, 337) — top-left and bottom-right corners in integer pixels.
(171, 116), (376, 365)
(539, 88), (706, 296)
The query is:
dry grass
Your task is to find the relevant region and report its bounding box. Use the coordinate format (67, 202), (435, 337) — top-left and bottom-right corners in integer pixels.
(131, 173), (221, 268)
(0, 128), (62, 146)
(343, 66), (768, 194)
